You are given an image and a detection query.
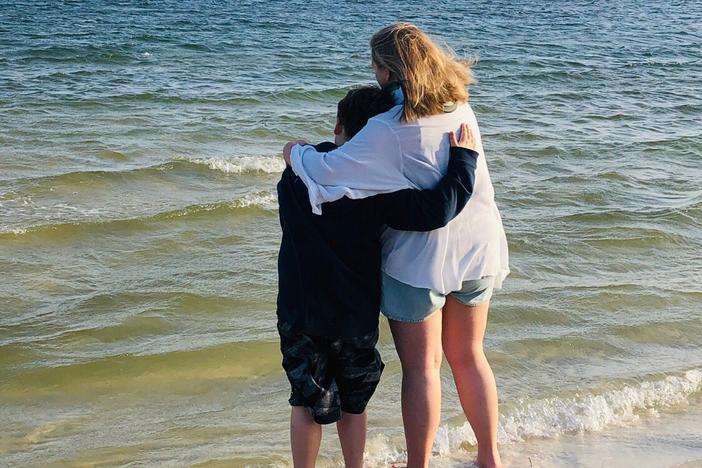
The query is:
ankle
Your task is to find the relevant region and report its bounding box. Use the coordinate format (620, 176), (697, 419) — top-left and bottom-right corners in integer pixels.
(476, 446), (502, 468)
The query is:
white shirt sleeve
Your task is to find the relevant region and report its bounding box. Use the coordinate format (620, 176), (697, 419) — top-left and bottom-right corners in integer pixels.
(290, 117), (409, 214)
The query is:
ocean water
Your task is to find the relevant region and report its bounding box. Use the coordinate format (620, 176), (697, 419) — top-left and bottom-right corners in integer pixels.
(1, 0), (701, 466)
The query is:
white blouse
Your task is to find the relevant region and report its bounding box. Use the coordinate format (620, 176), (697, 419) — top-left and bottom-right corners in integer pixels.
(290, 100), (509, 294)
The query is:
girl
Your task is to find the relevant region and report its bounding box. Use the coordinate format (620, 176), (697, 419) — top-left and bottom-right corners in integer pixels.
(283, 23), (509, 468)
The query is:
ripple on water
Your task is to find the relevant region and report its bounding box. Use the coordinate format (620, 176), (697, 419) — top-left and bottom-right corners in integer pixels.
(609, 318), (702, 347)
(1, 0), (701, 465)
(0, 340), (283, 402)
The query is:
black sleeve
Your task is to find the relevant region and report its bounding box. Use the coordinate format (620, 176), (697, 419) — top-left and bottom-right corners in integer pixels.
(313, 141), (338, 152)
(374, 147), (479, 231)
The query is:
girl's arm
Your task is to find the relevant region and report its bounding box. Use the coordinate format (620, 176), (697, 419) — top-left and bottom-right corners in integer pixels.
(374, 123), (479, 231)
(284, 118), (408, 214)
(374, 147), (477, 231)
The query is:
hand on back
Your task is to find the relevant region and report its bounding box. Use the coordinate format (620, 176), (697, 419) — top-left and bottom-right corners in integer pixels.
(448, 123), (477, 152)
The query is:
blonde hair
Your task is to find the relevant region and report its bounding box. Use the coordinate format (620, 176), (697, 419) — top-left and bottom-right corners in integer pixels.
(370, 23), (475, 122)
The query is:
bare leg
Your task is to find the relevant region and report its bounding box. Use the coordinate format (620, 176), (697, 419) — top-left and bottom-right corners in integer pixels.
(389, 310), (443, 468)
(336, 411), (366, 468)
(441, 297), (502, 468)
(290, 406), (322, 468)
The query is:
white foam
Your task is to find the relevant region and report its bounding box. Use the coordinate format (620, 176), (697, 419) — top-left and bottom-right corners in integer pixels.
(0, 198), (112, 234)
(189, 156), (285, 174)
(0, 227), (28, 235)
(231, 191), (278, 211)
(365, 369), (702, 466)
(164, 192), (279, 219)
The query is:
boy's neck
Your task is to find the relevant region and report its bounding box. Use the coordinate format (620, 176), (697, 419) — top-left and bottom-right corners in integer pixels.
(334, 132), (348, 147)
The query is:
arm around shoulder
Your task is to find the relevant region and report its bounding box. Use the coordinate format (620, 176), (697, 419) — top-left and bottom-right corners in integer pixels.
(376, 147), (478, 231)
(289, 118), (407, 203)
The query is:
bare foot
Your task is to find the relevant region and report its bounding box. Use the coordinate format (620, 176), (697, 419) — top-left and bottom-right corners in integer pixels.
(476, 460), (503, 468)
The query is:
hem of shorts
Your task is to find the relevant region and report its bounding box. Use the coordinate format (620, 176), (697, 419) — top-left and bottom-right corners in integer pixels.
(382, 268), (510, 295)
(340, 404), (367, 415)
(452, 294), (493, 308)
(288, 403), (341, 424)
(381, 307), (441, 323)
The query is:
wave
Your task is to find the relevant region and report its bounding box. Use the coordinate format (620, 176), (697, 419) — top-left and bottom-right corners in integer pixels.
(1, 339), (283, 400)
(556, 205), (702, 227)
(43, 85), (352, 107)
(498, 369), (701, 443)
(182, 156), (285, 174)
(366, 369), (702, 465)
(0, 192), (278, 237)
(6, 155), (284, 189)
(17, 44), (137, 65)
(231, 192), (278, 210)
(98, 92), (265, 106)
(159, 192), (278, 216)
(609, 318), (702, 345)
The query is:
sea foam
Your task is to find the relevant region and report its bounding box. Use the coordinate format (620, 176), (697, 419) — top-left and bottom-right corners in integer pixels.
(1, 191), (280, 236)
(188, 156), (285, 174)
(366, 369), (702, 466)
(231, 191), (278, 211)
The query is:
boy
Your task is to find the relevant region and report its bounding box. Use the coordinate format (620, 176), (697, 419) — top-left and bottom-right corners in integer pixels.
(277, 86), (479, 467)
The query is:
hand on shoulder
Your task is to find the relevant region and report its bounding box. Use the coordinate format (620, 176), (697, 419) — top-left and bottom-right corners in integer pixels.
(282, 140), (309, 166)
(448, 123), (477, 152)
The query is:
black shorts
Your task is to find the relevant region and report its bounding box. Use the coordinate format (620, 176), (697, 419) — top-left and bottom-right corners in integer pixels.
(278, 322), (384, 424)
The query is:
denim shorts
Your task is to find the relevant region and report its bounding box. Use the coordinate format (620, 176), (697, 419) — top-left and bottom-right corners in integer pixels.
(381, 273), (495, 323)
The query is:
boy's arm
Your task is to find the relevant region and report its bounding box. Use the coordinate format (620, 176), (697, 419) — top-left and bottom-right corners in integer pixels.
(374, 146), (478, 231)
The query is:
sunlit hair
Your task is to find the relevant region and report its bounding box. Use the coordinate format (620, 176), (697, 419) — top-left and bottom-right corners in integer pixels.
(370, 22), (475, 122)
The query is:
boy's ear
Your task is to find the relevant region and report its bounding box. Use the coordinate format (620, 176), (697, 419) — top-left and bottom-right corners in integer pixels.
(334, 119), (343, 136)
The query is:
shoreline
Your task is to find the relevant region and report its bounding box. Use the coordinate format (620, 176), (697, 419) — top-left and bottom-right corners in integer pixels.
(499, 404), (702, 468)
(364, 402), (702, 468)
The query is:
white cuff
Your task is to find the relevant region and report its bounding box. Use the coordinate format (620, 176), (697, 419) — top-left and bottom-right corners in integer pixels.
(290, 144), (324, 215)
(289, 144), (305, 177)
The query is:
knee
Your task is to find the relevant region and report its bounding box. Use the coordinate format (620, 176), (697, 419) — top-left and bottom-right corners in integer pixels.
(400, 352), (443, 376)
(444, 343), (484, 370)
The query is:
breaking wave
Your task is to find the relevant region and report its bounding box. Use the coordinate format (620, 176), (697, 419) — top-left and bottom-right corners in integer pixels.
(183, 155), (285, 174)
(366, 369), (702, 466)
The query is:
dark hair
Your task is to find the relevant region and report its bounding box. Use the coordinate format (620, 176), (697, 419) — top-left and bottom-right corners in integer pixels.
(337, 86), (395, 139)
